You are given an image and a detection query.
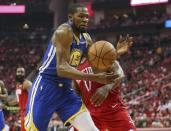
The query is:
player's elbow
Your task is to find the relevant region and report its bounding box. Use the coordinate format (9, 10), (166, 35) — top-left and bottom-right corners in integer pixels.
(57, 65), (68, 77)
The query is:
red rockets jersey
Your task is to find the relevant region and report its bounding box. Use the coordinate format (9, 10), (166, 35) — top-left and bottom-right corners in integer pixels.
(16, 83), (28, 111)
(76, 60), (128, 117)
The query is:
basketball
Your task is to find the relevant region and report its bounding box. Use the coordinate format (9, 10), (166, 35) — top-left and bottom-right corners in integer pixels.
(88, 40), (117, 71)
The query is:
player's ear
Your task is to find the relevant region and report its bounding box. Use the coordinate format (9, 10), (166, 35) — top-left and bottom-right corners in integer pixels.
(68, 14), (73, 23)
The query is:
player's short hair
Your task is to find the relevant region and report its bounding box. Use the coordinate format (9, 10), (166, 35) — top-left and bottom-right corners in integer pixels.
(68, 3), (86, 14)
(17, 66), (24, 68)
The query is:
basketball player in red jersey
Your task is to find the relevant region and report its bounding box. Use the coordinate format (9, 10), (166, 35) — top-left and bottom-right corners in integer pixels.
(15, 67), (32, 131)
(73, 58), (136, 131)
(71, 35), (136, 131)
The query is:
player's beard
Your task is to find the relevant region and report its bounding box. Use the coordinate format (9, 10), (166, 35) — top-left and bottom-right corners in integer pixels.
(16, 75), (25, 83)
(72, 22), (87, 33)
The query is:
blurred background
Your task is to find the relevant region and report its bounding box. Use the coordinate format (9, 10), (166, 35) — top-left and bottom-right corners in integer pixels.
(0, 0), (171, 130)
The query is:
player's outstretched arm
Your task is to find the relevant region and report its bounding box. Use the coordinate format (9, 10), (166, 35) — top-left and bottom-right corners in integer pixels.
(52, 25), (117, 84)
(107, 61), (125, 90)
(116, 34), (133, 58)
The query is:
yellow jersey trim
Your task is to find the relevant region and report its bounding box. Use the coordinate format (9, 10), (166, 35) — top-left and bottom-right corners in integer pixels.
(64, 104), (87, 126)
(24, 113), (38, 131)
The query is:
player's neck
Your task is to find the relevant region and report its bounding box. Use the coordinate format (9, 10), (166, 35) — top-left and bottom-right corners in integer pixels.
(73, 31), (81, 39)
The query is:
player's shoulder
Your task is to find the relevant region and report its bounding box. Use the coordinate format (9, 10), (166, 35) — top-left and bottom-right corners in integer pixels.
(0, 80), (4, 86)
(24, 79), (32, 85)
(52, 23), (73, 42)
(24, 79), (31, 83)
(55, 23), (73, 34)
(23, 79), (32, 89)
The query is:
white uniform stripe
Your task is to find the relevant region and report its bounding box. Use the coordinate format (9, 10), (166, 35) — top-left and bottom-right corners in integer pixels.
(25, 75), (42, 127)
(39, 44), (54, 72)
(39, 47), (56, 74)
(30, 76), (42, 114)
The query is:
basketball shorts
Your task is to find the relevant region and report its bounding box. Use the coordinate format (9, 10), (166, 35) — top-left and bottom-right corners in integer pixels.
(0, 110), (5, 130)
(91, 109), (136, 131)
(24, 75), (86, 131)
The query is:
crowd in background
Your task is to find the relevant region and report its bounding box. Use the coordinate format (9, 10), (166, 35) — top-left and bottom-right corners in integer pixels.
(89, 10), (171, 29)
(0, 30), (46, 92)
(120, 40), (171, 128)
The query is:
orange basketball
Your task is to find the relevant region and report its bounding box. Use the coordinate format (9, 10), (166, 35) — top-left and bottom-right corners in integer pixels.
(88, 40), (117, 71)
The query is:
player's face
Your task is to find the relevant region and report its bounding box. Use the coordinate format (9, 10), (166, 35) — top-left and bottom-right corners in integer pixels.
(16, 68), (25, 82)
(72, 7), (89, 33)
(16, 68), (25, 76)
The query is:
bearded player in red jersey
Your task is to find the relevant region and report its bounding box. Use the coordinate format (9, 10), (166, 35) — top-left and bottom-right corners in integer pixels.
(9, 67), (32, 131)
(16, 67), (32, 131)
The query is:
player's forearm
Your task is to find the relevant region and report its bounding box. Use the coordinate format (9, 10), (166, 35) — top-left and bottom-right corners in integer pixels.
(57, 65), (95, 81)
(107, 61), (125, 90)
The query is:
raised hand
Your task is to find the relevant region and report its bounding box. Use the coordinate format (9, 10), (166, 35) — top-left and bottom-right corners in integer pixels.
(116, 34), (133, 57)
